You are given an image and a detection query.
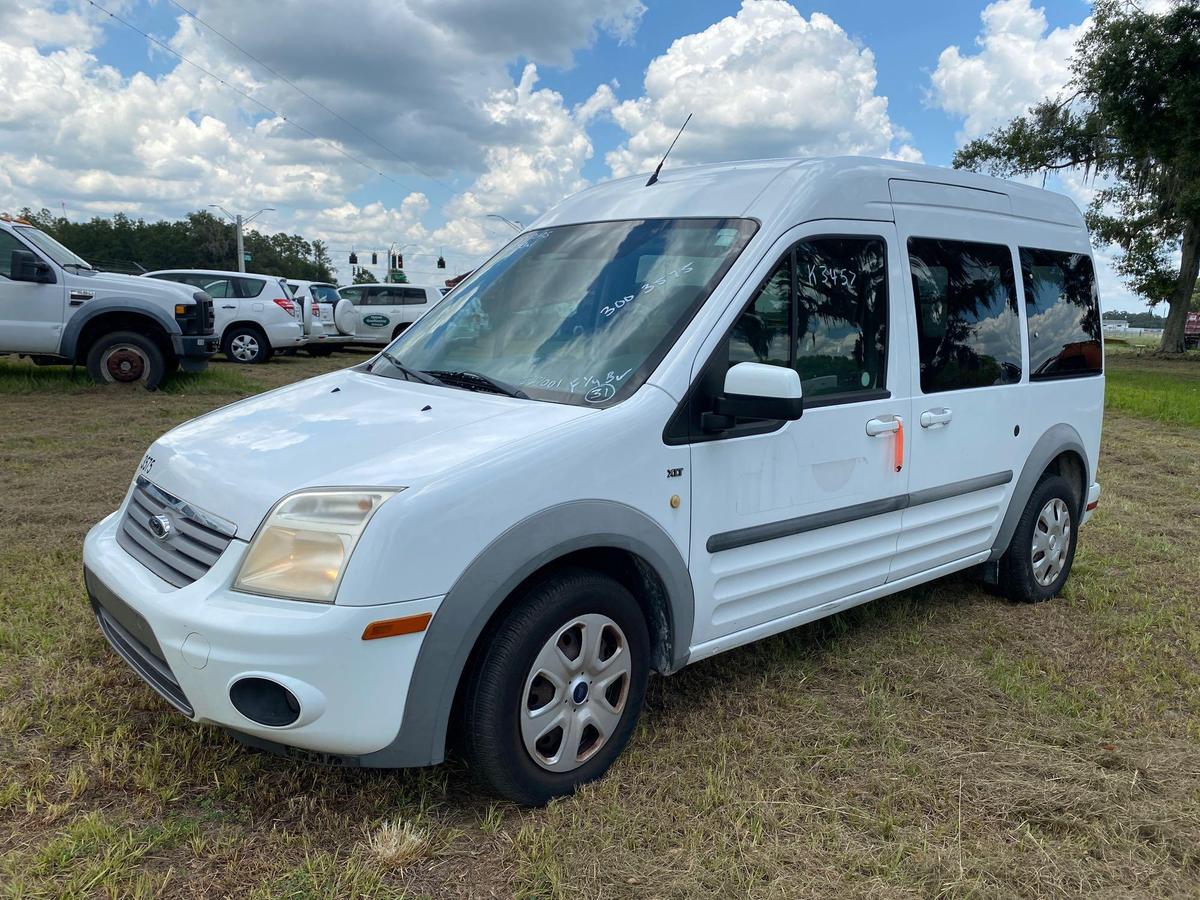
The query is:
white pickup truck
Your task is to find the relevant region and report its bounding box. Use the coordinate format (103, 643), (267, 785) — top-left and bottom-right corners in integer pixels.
(0, 216), (218, 388)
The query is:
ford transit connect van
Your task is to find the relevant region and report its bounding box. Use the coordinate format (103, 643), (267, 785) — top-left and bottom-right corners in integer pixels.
(83, 158), (1104, 805)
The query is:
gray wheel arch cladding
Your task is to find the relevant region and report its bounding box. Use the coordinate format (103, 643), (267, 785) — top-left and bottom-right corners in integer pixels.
(989, 422), (1090, 561)
(60, 296), (182, 359)
(358, 499), (694, 768)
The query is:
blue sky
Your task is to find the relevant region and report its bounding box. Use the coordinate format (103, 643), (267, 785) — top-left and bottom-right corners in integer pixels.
(1, 0), (1144, 307)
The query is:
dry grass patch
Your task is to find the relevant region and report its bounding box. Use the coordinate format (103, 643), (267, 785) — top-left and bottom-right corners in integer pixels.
(0, 351), (1197, 897)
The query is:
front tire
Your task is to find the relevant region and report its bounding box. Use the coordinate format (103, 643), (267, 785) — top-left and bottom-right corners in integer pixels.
(461, 567), (650, 806)
(223, 326), (271, 364)
(999, 474), (1079, 603)
(85, 331), (166, 390)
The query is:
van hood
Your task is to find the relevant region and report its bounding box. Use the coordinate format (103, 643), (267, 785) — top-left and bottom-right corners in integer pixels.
(77, 270), (200, 304)
(143, 368), (593, 536)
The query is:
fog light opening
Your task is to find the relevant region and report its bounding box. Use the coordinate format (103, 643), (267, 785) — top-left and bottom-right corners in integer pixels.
(229, 677), (301, 727)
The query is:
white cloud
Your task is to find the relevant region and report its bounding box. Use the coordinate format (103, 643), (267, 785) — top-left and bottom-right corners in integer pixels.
(605, 0), (920, 178)
(0, 0), (643, 282)
(929, 0), (1085, 142)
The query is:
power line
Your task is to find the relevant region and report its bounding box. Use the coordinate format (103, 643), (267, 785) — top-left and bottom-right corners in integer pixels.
(164, 0), (458, 196)
(84, 0), (426, 195)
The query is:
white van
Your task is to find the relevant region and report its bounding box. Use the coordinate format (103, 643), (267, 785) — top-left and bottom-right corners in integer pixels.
(83, 158), (1104, 805)
(144, 269), (305, 363)
(336, 282), (443, 345)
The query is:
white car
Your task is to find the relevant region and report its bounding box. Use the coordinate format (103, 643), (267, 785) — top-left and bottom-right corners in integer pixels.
(0, 216), (218, 387)
(85, 157), (1104, 806)
(336, 282), (443, 345)
(286, 280), (357, 356)
(145, 269), (305, 364)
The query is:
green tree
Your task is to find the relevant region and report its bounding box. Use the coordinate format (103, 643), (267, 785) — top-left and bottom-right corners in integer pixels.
(953, 0), (1200, 353)
(353, 267), (378, 284)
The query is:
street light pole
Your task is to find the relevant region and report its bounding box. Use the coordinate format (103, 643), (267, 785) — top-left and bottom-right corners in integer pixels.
(485, 214), (523, 232)
(210, 205), (275, 272)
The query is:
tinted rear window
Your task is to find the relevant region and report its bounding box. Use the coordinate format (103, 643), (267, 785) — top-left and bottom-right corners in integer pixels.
(1020, 248), (1102, 379)
(908, 238), (1022, 392)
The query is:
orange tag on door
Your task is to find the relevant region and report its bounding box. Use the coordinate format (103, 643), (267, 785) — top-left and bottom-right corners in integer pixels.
(894, 418), (904, 472)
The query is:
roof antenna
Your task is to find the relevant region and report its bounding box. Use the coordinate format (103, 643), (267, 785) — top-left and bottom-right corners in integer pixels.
(645, 113), (692, 187)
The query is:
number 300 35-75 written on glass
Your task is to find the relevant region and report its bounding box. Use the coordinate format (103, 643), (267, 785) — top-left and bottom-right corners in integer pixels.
(601, 263), (694, 318)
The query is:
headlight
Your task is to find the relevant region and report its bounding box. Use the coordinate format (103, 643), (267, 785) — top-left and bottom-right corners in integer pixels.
(233, 489), (400, 603)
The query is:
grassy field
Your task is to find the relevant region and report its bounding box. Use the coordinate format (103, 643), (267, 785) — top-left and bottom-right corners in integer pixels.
(1, 350), (1198, 898)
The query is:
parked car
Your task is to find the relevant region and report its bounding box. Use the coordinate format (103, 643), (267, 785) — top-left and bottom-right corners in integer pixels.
(286, 279), (357, 355)
(336, 283), (443, 345)
(144, 269), (304, 363)
(84, 157), (1104, 806)
(0, 215), (217, 388)
(1186, 311), (1200, 349)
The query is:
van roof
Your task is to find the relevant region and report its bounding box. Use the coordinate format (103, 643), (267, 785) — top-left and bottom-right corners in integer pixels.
(532, 156), (1084, 233)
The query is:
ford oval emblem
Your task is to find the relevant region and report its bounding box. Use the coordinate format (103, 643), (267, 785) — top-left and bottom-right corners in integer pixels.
(148, 514), (172, 541)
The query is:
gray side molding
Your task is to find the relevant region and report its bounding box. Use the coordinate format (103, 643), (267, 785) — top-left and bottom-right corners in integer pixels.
(359, 500), (694, 768)
(61, 296), (181, 359)
(989, 423), (1089, 560)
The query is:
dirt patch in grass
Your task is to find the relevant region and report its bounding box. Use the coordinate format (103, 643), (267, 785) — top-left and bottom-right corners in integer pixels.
(1, 353), (1198, 897)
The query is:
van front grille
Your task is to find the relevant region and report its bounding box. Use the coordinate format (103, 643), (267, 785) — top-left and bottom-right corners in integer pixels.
(116, 477), (235, 588)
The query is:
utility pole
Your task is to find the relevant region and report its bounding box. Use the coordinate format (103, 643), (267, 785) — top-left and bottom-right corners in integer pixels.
(210, 205), (274, 272)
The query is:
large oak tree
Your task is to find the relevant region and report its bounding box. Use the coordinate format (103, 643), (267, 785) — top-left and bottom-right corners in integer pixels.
(953, 0), (1200, 352)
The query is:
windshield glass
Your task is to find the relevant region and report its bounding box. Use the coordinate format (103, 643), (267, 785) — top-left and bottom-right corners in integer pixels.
(381, 218), (757, 406)
(14, 226), (90, 268)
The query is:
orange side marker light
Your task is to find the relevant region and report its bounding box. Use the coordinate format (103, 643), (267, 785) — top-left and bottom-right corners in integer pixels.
(894, 418), (904, 472)
(362, 612), (432, 640)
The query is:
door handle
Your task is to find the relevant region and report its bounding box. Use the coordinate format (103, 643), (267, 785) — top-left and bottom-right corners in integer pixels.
(865, 416), (900, 436)
(221, 304), (236, 309)
(920, 407), (953, 428)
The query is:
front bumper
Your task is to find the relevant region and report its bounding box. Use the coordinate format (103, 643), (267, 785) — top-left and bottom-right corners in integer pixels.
(171, 333), (220, 360)
(83, 509), (442, 758)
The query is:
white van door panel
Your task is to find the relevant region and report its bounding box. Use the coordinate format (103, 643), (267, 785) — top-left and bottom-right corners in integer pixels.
(686, 221), (913, 651)
(890, 189), (1024, 580)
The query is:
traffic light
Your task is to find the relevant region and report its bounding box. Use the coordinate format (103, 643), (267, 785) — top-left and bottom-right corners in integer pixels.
(349, 250), (358, 266)
(396, 253), (404, 269)
(371, 251), (378, 265)
(437, 254), (446, 269)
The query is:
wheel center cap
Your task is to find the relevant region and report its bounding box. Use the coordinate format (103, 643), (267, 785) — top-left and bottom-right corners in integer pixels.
(571, 680), (589, 705)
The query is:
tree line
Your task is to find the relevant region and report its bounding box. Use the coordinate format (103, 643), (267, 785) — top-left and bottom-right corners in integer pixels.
(16, 207), (335, 282)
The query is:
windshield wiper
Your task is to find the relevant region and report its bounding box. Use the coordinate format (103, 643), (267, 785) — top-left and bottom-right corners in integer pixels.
(372, 351), (442, 385)
(61, 262), (97, 272)
(426, 370), (529, 399)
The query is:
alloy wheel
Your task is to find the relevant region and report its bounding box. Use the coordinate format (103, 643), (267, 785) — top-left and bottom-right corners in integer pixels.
(230, 333), (260, 362)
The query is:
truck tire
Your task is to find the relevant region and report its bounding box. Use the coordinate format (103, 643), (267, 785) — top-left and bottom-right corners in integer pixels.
(223, 325), (271, 364)
(85, 331), (166, 390)
(461, 567), (650, 806)
(998, 474), (1079, 603)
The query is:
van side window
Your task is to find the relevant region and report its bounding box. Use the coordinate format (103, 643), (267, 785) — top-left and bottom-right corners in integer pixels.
(726, 237), (888, 398)
(340, 287), (365, 304)
(0, 231), (26, 278)
(908, 238), (1022, 392)
(1019, 247), (1102, 379)
(401, 288), (428, 305)
(795, 238), (888, 396)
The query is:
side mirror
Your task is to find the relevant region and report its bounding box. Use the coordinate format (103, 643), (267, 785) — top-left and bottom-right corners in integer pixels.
(11, 250), (55, 284)
(702, 362), (803, 432)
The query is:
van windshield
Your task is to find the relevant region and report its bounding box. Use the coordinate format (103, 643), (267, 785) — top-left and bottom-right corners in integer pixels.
(379, 218), (757, 407)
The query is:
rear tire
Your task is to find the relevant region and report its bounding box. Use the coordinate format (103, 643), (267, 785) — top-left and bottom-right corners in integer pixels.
(305, 345), (335, 357)
(391, 323), (409, 340)
(461, 567), (650, 806)
(999, 474), (1079, 603)
(222, 325), (271, 364)
(85, 331), (165, 390)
